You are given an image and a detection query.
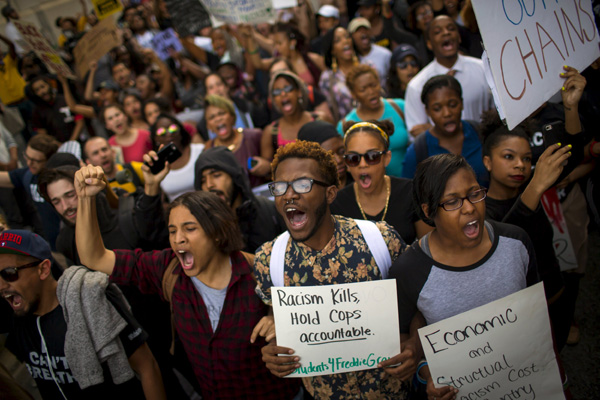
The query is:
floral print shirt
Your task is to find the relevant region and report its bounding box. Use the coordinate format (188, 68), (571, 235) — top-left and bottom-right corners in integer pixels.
(319, 69), (354, 122)
(255, 215), (410, 399)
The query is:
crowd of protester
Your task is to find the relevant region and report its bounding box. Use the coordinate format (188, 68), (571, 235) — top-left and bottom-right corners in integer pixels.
(0, 0), (599, 399)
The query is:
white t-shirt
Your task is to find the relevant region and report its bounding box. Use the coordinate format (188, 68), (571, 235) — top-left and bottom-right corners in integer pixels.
(404, 54), (494, 131)
(359, 44), (392, 86)
(160, 143), (205, 202)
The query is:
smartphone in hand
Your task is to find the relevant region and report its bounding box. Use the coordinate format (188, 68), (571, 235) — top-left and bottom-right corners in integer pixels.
(145, 143), (182, 174)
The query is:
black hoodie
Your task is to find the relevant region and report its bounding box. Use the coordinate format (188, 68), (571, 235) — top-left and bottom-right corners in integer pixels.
(194, 146), (285, 252)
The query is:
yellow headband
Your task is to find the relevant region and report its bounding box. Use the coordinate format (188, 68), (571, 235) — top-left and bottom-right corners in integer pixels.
(344, 122), (389, 144)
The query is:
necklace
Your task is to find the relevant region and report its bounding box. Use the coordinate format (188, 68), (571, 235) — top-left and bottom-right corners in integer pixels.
(215, 128), (243, 152)
(354, 175), (391, 221)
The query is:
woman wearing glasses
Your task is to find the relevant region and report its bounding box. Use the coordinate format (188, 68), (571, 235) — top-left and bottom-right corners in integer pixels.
(386, 44), (421, 100)
(150, 114), (204, 202)
(337, 64), (410, 178)
(260, 71), (324, 163)
(389, 153), (538, 400)
(330, 120), (429, 245)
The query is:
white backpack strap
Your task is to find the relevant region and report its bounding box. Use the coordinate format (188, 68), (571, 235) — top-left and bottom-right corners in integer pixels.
(269, 231), (290, 287)
(355, 220), (392, 279)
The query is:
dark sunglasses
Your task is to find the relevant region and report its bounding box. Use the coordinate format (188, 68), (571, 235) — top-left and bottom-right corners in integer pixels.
(0, 261), (40, 283)
(272, 85), (295, 97)
(268, 178), (330, 197)
(397, 60), (419, 69)
(343, 150), (385, 167)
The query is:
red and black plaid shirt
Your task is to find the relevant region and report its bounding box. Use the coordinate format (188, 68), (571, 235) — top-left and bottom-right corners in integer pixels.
(111, 248), (300, 400)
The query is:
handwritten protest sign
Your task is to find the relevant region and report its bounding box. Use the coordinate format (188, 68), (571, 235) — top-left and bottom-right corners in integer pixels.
(541, 187), (578, 271)
(13, 21), (75, 79)
(274, 0), (298, 9)
(164, 0), (212, 38)
(92, 0), (123, 20)
(472, 0), (600, 129)
(73, 17), (121, 79)
(419, 283), (564, 400)
(272, 280), (400, 377)
(151, 28), (184, 61)
(202, 0), (276, 24)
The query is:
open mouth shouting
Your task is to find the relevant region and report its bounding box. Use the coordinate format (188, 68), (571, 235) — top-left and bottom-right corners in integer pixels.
(358, 173), (372, 190)
(285, 204), (308, 230)
(3, 291), (24, 313)
(463, 219), (480, 240)
(175, 249), (195, 271)
(280, 99), (294, 114)
(216, 123), (228, 137)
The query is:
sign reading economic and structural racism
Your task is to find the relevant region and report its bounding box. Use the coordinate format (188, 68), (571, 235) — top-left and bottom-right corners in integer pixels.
(541, 187), (578, 271)
(151, 28), (184, 61)
(13, 21), (76, 79)
(419, 283), (565, 400)
(472, 0), (600, 129)
(272, 280), (400, 377)
(92, 0), (123, 20)
(165, 0), (212, 38)
(201, 0), (277, 24)
(73, 17), (121, 79)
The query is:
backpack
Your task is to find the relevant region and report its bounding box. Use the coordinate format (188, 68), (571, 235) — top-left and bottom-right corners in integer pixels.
(161, 251), (256, 354)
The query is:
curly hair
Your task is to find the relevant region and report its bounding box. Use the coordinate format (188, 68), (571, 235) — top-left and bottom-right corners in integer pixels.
(345, 64), (380, 93)
(271, 141), (339, 187)
(342, 119), (395, 151)
(167, 191), (244, 254)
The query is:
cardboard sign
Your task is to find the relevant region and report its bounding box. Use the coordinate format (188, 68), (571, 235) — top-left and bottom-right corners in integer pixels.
(164, 0), (212, 38)
(73, 17), (121, 79)
(202, 0), (276, 24)
(150, 28), (184, 60)
(13, 21), (75, 79)
(541, 187), (578, 271)
(272, 280), (401, 377)
(92, 0), (124, 20)
(419, 283), (565, 400)
(472, 0), (600, 129)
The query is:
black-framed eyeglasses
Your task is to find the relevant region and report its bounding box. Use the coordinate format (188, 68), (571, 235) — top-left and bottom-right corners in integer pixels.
(343, 150), (385, 167)
(23, 153), (46, 164)
(0, 261), (41, 283)
(397, 60), (419, 69)
(272, 85), (295, 97)
(268, 178), (330, 197)
(438, 188), (487, 211)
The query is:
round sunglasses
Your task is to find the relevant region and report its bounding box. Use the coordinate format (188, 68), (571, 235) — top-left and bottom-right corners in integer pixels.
(156, 124), (179, 136)
(343, 150), (385, 167)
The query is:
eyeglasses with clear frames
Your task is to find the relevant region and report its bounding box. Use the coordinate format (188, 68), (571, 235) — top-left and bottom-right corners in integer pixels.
(268, 178), (330, 197)
(438, 188), (487, 211)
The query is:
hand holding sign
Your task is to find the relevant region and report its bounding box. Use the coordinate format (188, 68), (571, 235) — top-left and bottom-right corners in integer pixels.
(261, 340), (300, 378)
(560, 65), (586, 111)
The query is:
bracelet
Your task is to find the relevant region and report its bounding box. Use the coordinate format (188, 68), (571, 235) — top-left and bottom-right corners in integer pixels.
(248, 48), (259, 55)
(590, 140), (599, 158)
(416, 360), (428, 385)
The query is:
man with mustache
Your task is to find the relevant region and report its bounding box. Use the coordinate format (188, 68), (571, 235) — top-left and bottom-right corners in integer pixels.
(194, 146), (285, 253)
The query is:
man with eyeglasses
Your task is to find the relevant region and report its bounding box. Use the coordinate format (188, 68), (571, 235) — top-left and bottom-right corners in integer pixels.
(194, 146), (285, 253)
(254, 141), (422, 399)
(0, 133), (62, 249)
(0, 229), (165, 399)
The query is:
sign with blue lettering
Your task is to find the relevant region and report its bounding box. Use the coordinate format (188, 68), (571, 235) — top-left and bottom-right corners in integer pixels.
(472, 0), (600, 129)
(272, 280), (400, 377)
(419, 283), (564, 399)
(151, 28), (183, 61)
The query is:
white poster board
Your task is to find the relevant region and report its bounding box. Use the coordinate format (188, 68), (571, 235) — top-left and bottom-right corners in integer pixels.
(419, 283), (564, 400)
(472, 0), (600, 129)
(199, 0), (276, 24)
(13, 21), (76, 79)
(541, 187), (578, 271)
(272, 280), (400, 377)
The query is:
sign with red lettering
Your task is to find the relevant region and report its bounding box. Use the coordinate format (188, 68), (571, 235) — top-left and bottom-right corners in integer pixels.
(419, 283), (564, 399)
(13, 21), (76, 79)
(473, 0), (600, 129)
(541, 187), (577, 271)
